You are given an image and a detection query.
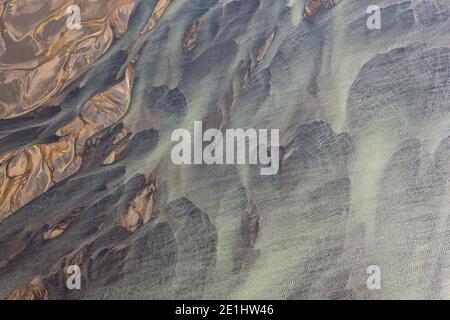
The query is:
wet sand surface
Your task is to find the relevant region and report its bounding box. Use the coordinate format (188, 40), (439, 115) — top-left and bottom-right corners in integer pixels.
(1, 0), (450, 299)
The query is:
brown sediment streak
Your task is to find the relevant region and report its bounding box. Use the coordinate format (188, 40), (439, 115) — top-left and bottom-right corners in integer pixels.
(103, 140), (129, 165)
(0, 0), (137, 119)
(5, 278), (49, 300)
(110, 1), (137, 37)
(256, 30), (275, 63)
(43, 216), (75, 240)
(303, 0), (340, 21)
(122, 179), (158, 232)
(113, 127), (129, 144)
(303, 0), (324, 21)
(183, 18), (200, 55)
(0, 66), (134, 222)
(139, 0), (172, 34)
(63, 246), (87, 279)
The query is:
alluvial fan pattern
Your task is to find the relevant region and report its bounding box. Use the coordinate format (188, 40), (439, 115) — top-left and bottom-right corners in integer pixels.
(0, 0), (449, 299)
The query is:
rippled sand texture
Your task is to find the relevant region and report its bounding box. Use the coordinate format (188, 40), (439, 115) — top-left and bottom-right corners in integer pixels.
(1, 0), (450, 299)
